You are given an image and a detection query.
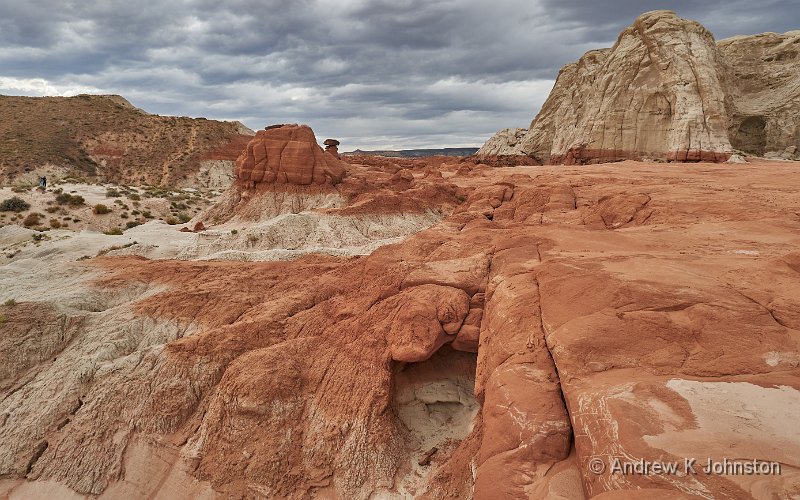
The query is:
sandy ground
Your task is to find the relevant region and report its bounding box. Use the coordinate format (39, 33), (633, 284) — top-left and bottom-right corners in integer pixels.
(0, 181), (217, 236)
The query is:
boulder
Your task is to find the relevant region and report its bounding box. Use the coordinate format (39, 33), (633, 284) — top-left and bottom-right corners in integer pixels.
(235, 124), (347, 186)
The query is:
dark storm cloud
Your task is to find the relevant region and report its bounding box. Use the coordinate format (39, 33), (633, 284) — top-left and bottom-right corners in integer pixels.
(1, 0), (798, 149)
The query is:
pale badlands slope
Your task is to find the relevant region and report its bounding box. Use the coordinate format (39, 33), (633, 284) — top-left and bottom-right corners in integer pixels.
(1, 159), (799, 499)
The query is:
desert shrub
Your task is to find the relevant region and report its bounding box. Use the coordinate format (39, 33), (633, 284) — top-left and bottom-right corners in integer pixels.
(45, 206), (59, 213)
(131, 210), (140, 215)
(32, 233), (46, 241)
(23, 213), (41, 227)
(4, 298), (16, 307)
(178, 213), (191, 223)
(103, 227), (123, 235)
(50, 218), (61, 228)
(106, 188), (121, 197)
(247, 234), (259, 243)
(125, 220), (141, 229)
(0, 196), (30, 212)
(0, 314), (6, 324)
(11, 186), (29, 193)
(142, 211), (153, 219)
(93, 204), (111, 215)
(120, 212), (129, 219)
(55, 193), (84, 206)
(129, 193), (141, 201)
(230, 229), (238, 235)
(165, 216), (178, 225)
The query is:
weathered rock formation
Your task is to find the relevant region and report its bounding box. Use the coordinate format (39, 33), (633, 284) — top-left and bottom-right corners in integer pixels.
(3, 158), (800, 499)
(479, 11), (800, 164)
(719, 31), (800, 159)
(324, 138), (341, 158)
(235, 124), (347, 187)
(205, 126), (461, 225)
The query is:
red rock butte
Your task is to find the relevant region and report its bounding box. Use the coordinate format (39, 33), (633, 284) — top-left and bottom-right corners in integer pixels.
(235, 124), (347, 187)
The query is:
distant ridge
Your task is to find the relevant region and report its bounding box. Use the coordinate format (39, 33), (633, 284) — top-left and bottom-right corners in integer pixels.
(344, 147), (479, 158)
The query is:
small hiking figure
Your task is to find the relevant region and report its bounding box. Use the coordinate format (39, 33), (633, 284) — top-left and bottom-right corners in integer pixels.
(38, 176), (47, 191)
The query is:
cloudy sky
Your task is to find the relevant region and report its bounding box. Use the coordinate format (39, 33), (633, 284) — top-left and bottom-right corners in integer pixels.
(1, 1), (798, 149)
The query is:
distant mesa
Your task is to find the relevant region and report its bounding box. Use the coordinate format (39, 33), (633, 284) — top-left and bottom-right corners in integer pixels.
(236, 124), (348, 186)
(347, 147), (479, 158)
(478, 10), (800, 165)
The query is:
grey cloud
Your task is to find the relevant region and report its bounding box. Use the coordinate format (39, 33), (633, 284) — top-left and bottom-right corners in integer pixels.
(0, 0), (798, 149)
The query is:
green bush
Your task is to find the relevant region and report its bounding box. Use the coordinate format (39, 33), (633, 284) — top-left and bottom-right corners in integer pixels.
(3, 298), (16, 307)
(125, 220), (141, 229)
(106, 188), (121, 197)
(103, 227), (123, 235)
(178, 213), (191, 223)
(0, 196), (30, 212)
(93, 204), (111, 215)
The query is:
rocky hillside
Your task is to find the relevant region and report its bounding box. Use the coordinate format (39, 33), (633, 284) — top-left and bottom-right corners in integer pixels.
(478, 10), (800, 164)
(0, 94), (253, 188)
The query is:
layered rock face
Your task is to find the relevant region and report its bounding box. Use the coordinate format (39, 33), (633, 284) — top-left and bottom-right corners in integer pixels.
(205, 127), (462, 226)
(3, 158), (800, 499)
(479, 11), (800, 164)
(720, 30), (800, 159)
(235, 124), (347, 186)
